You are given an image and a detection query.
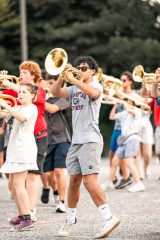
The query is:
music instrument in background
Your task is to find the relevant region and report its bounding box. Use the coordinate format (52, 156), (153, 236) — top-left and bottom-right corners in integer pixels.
(132, 65), (160, 89)
(0, 74), (20, 89)
(102, 91), (151, 114)
(0, 94), (17, 111)
(96, 68), (123, 97)
(45, 48), (82, 82)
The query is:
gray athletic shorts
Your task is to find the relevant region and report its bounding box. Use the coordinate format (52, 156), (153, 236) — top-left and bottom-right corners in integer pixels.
(116, 138), (139, 159)
(66, 143), (103, 175)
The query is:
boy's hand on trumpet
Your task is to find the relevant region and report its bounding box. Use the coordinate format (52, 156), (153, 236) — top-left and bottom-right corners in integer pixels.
(0, 98), (9, 109)
(0, 70), (11, 88)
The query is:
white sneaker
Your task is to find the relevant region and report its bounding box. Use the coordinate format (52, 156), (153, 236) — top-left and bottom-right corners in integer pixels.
(30, 208), (37, 222)
(56, 201), (66, 213)
(95, 215), (120, 239)
(101, 181), (114, 191)
(58, 219), (76, 237)
(127, 182), (145, 193)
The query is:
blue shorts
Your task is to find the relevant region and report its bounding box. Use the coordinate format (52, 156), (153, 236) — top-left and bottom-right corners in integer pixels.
(43, 142), (70, 172)
(109, 130), (121, 152)
(116, 139), (139, 159)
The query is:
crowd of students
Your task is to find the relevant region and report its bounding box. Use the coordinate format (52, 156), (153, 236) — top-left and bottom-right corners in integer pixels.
(0, 58), (160, 239)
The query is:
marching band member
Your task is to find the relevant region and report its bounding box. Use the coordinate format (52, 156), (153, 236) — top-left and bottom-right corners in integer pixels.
(41, 73), (71, 213)
(151, 67), (160, 181)
(108, 98), (145, 192)
(51, 55), (120, 239)
(0, 84), (38, 230)
(1, 61), (47, 222)
(136, 85), (154, 179)
(105, 71), (136, 190)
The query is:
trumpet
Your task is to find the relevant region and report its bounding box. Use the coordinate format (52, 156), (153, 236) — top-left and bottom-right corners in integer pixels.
(0, 94), (17, 108)
(45, 48), (82, 82)
(132, 65), (160, 87)
(0, 74), (20, 89)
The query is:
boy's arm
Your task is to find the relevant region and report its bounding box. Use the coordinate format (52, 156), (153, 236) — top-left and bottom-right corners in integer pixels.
(109, 104), (118, 120)
(45, 102), (60, 113)
(65, 71), (101, 99)
(151, 68), (160, 98)
(51, 77), (69, 98)
(151, 84), (159, 98)
(123, 101), (136, 117)
(2, 80), (20, 92)
(0, 99), (26, 122)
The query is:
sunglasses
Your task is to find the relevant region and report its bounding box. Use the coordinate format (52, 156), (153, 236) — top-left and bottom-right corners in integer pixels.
(77, 66), (90, 72)
(121, 79), (127, 82)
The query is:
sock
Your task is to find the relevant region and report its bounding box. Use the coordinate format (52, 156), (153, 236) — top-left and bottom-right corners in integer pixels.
(67, 208), (76, 224)
(53, 190), (58, 196)
(20, 214), (31, 220)
(98, 204), (112, 221)
(43, 188), (50, 193)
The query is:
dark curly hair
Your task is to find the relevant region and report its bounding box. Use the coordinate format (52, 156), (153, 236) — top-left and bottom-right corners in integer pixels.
(74, 56), (99, 73)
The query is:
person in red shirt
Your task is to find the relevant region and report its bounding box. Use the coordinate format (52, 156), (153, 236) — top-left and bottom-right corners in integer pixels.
(1, 61), (47, 222)
(151, 67), (160, 180)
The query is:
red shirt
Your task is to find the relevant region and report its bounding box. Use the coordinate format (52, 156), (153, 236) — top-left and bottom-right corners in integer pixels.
(2, 87), (47, 136)
(154, 100), (160, 126)
(151, 97), (160, 126)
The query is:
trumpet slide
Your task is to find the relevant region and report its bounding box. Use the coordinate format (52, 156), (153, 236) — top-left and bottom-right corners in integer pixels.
(102, 91), (151, 114)
(96, 68), (123, 97)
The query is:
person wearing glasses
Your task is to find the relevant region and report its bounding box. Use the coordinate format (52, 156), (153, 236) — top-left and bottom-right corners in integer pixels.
(108, 98), (145, 193)
(51, 56), (120, 239)
(103, 71), (136, 190)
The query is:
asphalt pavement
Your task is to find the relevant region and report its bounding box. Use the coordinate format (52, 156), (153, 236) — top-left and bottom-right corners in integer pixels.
(0, 157), (160, 240)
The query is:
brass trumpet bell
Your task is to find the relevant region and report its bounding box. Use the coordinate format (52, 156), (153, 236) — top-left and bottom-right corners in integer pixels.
(44, 48), (68, 75)
(132, 65), (160, 85)
(45, 48), (82, 81)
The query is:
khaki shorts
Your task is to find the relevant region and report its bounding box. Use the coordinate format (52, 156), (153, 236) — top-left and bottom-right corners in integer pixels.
(66, 143), (103, 175)
(155, 126), (160, 155)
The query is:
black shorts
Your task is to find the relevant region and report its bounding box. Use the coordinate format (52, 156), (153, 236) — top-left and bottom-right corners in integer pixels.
(43, 142), (70, 172)
(28, 136), (47, 175)
(0, 134), (5, 152)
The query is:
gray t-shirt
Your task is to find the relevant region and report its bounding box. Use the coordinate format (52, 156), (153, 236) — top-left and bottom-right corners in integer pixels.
(45, 97), (71, 144)
(67, 82), (103, 144)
